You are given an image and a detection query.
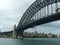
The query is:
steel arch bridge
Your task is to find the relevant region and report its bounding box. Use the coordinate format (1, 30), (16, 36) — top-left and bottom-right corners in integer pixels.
(16, 0), (60, 37)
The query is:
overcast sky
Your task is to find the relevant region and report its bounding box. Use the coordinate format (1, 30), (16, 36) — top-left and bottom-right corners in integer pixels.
(0, 0), (60, 34)
(0, 0), (35, 32)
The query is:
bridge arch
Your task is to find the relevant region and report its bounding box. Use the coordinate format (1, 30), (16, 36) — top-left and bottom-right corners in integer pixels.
(17, 0), (60, 31)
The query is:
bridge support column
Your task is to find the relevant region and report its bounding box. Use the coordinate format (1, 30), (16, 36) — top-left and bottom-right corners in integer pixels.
(13, 24), (17, 38)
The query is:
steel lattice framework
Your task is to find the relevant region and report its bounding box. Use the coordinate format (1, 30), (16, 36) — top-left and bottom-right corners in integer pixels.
(17, 0), (60, 31)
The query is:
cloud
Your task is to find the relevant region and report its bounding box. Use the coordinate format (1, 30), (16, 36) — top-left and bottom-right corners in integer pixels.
(0, 0), (35, 32)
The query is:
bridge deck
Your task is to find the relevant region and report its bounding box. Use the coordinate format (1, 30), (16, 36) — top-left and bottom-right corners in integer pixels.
(21, 12), (60, 30)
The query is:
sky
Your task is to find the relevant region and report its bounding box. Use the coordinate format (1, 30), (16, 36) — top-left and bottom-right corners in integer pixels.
(0, 0), (35, 32)
(0, 0), (60, 34)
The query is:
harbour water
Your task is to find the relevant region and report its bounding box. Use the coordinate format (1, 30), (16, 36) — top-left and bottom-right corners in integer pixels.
(0, 38), (60, 45)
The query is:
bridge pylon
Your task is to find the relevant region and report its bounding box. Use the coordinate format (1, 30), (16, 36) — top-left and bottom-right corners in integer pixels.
(13, 24), (17, 38)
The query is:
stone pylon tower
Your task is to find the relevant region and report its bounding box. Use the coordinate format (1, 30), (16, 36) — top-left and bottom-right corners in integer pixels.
(13, 24), (16, 38)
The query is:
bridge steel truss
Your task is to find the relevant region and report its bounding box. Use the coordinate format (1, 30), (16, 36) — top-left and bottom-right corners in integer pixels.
(16, 0), (60, 36)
